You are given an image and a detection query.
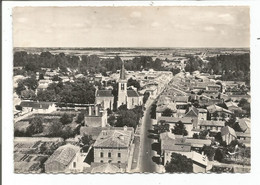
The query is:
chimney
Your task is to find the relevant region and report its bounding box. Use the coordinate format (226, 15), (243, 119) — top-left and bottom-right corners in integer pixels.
(88, 106), (92, 116)
(95, 105), (99, 116)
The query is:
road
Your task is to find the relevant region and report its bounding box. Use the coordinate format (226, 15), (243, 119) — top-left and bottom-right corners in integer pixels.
(138, 99), (160, 173)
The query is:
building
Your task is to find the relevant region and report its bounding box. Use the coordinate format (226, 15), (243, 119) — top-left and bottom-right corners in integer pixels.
(44, 144), (81, 173)
(93, 126), (134, 168)
(197, 120), (225, 133)
(95, 90), (114, 110)
(20, 101), (56, 113)
(117, 61), (143, 109)
(221, 126), (237, 145)
(158, 116), (197, 137)
(84, 104), (107, 127)
(184, 106), (207, 120)
(207, 104), (232, 121)
(160, 132), (209, 173)
(225, 101), (242, 113)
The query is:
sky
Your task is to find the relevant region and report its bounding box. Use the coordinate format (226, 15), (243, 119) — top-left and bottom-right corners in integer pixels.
(13, 6), (250, 48)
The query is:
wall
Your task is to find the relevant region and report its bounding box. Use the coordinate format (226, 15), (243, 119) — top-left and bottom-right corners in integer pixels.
(45, 161), (66, 173)
(94, 147), (129, 164)
(96, 96), (114, 110)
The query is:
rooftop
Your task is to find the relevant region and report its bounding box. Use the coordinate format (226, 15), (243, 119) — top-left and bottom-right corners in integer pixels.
(127, 89), (140, 97)
(96, 90), (113, 97)
(93, 128), (133, 148)
(198, 120), (225, 127)
(20, 101), (55, 109)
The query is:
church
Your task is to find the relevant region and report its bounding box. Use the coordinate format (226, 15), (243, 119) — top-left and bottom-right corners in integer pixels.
(117, 61), (143, 109)
(95, 61), (142, 110)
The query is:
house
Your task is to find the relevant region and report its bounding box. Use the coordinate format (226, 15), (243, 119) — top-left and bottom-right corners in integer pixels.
(206, 84), (221, 92)
(235, 118), (251, 146)
(93, 126), (134, 168)
(197, 120), (225, 133)
(84, 104), (107, 127)
(117, 61), (143, 109)
(160, 132), (209, 173)
(95, 90), (114, 110)
(207, 104), (232, 121)
(44, 144), (81, 173)
(20, 101), (56, 113)
(225, 101), (242, 113)
(184, 106), (207, 120)
(221, 126), (237, 145)
(158, 116), (197, 137)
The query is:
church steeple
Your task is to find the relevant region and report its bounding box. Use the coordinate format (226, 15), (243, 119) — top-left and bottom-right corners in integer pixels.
(120, 61), (126, 80)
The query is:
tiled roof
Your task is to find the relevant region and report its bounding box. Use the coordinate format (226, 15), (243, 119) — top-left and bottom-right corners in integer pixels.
(221, 126), (236, 138)
(185, 106), (199, 117)
(238, 118), (251, 133)
(235, 132), (251, 138)
(127, 90), (140, 97)
(225, 101), (238, 108)
(160, 132), (191, 152)
(198, 120), (225, 127)
(174, 96), (189, 102)
(207, 104), (232, 114)
(20, 101), (54, 109)
(96, 90), (113, 97)
(186, 138), (211, 148)
(44, 144), (80, 166)
(93, 128), (133, 148)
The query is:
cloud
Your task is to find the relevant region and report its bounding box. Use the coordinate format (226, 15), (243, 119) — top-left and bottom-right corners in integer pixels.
(151, 22), (160, 27)
(204, 26), (215, 31)
(218, 13), (234, 22)
(130, 11), (141, 18)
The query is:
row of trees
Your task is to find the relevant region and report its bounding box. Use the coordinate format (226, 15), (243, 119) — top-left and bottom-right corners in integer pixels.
(14, 51), (178, 76)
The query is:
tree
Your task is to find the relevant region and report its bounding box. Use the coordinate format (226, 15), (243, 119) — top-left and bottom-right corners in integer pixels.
(154, 120), (169, 134)
(60, 113), (73, 125)
(165, 153), (193, 173)
(198, 130), (209, 139)
(61, 126), (74, 140)
(193, 133), (199, 139)
(118, 104), (128, 111)
(202, 145), (215, 161)
(143, 92), (150, 104)
(214, 148), (225, 162)
(15, 105), (23, 111)
(81, 135), (94, 146)
(76, 111), (85, 124)
(116, 109), (138, 129)
(172, 121), (188, 136)
(162, 108), (173, 117)
(21, 89), (36, 100)
(150, 103), (157, 119)
(52, 75), (61, 82)
(39, 73), (44, 80)
(108, 115), (116, 127)
(28, 117), (44, 135)
(127, 78), (141, 90)
(46, 121), (63, 137)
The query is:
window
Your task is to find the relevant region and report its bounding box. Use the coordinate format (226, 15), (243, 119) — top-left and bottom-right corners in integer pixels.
(118, 161), (121, 164)
(108, 152), (111, 158)
(121, 83), (124, 90)
(73, 162), (76, 168)
(118, 153), (121, 158)
(100, 160), (103, 163)
(108, 160), (112, 163)
(100, 152), (103, 158)
(132, 98), (134, 105)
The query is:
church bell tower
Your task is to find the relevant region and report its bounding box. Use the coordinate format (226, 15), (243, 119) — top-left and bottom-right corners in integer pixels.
(117, 61), (127, 108)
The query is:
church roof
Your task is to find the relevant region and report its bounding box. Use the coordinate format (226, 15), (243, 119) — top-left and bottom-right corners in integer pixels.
(127, 90), (140, 97)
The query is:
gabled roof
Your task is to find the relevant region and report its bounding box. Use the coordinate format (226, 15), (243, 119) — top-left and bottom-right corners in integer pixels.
(207, 104), (232, 114)
(185, 106), (199, 117)
(174, 96), (189, 102)
(127, 90), (140, 97)
(96, 90), (113, 97)
(225, 101), (238, 108)
(44, 144), (80, 166)
(198, 120), (225, 127)
(93, 128), (133, 148)
(20, 101), (55, 109)
(221, 126), (236, 138)
(238, 118), (251, 133)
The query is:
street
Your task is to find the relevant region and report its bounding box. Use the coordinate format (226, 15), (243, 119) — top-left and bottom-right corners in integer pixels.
(138, 99), (161, 173)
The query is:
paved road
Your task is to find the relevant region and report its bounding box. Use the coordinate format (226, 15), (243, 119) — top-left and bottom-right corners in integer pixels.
(138, 100), (159, 173)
